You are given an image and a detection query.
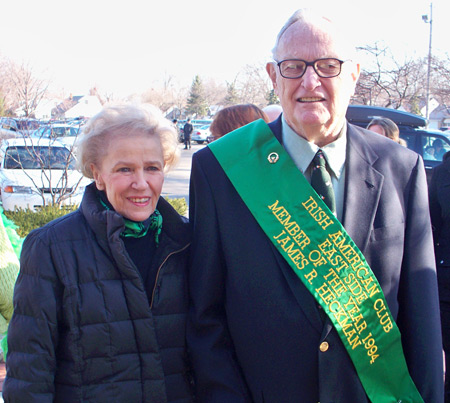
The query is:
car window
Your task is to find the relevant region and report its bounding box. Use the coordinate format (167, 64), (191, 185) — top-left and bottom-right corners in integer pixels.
(421, 135), (450, 162)
(4, 146), (76, 170)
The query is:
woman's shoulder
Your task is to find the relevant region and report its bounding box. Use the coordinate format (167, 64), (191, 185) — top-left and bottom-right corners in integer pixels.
(26, 208), (88, 246)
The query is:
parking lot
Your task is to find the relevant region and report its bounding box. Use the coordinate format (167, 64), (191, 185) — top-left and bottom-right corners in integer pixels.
(161, 142), (206, 208)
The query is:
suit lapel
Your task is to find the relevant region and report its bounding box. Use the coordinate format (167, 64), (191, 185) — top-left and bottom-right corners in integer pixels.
(342, 124), (384, 253)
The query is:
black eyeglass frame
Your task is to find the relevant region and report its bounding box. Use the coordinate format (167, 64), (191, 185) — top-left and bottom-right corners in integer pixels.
(275, 58), (346, 79)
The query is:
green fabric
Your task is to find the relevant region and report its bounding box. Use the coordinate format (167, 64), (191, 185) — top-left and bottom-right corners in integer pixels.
(0, 207), (23, 260)
(209, 119), (424, 403)
(0, 208), (21, 361)
(99, 197), (163, 245)
(1, 331), (7, 360)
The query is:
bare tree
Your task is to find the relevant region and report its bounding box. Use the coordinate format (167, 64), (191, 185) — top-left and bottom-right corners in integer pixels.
(202, 78), (227, 111)
(235, 63), (272, 107)
(430, 55), (450, 106)
(0, 57), (16, 115)
(354, 43), (427, 111)
(5, 60), (50, 117)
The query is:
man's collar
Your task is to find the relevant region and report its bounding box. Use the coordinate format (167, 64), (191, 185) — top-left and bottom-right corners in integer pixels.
(281, 116), (347, 179)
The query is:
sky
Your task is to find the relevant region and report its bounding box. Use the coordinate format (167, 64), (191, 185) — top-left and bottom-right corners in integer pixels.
(1, 0), (449, 99)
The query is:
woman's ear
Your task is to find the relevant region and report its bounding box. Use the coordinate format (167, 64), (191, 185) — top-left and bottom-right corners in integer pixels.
(91, 163), (105, 191)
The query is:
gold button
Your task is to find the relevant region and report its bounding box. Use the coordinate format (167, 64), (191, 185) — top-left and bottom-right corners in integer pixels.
(319, 341), (329, 352)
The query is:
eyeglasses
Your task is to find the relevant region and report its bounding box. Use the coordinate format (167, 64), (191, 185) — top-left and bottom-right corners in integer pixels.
(276, 58), (345, 79)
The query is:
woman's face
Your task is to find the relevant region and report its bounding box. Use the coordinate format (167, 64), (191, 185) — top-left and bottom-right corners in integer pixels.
(91, 131), (165, 222)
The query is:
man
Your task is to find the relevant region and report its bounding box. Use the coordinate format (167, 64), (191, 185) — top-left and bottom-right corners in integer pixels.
(262, 104), (283, 122)
(188, 9), (443, 402)
(183, 118), (193, 149)
(429, 151), (450, 402)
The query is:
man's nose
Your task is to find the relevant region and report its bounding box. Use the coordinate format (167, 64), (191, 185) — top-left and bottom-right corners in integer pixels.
(301, 66), (321, 90)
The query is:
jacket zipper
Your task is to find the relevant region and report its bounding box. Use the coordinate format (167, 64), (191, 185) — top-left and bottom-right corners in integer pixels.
(150, 242), (190, 308)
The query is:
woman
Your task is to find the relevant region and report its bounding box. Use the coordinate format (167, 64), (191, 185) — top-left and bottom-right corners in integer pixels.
(4, 104), (193, 402)
(208, 104), (269, 142)
(366, 117), (407, 146)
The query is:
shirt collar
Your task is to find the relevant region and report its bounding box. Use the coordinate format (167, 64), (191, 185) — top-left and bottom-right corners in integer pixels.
(281, 116), (347, 179)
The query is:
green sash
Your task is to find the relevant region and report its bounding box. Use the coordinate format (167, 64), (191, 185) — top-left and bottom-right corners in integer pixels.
(208, 119), (424, 403)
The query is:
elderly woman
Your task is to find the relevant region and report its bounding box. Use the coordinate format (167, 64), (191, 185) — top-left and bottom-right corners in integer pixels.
(4, 104), (193, 402)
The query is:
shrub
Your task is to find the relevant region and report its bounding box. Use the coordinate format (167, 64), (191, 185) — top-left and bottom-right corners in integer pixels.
(3, 197), (188, 238)
(165, 197), (188, 217)
(4, 205), (78, 238)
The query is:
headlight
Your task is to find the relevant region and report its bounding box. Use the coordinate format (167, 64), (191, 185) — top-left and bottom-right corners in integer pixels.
(3, 185), (33, 194)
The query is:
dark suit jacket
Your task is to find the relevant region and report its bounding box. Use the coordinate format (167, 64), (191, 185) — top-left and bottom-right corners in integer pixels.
(429, 157), (450, 268)
(188, 118), (443, 403)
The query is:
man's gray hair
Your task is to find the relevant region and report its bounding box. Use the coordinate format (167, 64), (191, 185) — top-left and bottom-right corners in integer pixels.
(271, 8), (357, 61)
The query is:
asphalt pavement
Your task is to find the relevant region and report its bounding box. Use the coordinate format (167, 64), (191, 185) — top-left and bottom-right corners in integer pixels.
(162, 142), (206, 209)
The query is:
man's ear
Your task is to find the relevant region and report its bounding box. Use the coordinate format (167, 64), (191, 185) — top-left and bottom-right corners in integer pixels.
(266, 62), (278, 94)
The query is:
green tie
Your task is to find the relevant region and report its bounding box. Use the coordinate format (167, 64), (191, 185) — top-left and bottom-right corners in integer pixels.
(310, 150), (336, 215)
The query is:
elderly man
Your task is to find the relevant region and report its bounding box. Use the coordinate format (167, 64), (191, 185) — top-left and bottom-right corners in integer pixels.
(188, 9), (443, 403)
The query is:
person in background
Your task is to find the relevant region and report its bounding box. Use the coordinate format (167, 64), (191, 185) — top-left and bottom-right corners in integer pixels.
(4, 104), (193, 402)
(367, 117), (407, 146)
(183, 118), (193, 150)
(424, 145), (437, 160)
(172, 118), (183, 143)
(188, 8), (443, 402)
(433, 138), (446, 160)
(429, 150), (450, 403)
(208, 104), (269, 142)
(262, 104), (283, 122)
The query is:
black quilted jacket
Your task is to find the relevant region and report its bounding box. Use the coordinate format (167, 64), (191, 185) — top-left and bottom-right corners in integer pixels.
(4, 183), (193, 402)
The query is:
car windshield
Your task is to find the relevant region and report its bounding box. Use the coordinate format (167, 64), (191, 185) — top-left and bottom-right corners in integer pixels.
(4, 146), (76, 170)
(35, 126), (80, 138)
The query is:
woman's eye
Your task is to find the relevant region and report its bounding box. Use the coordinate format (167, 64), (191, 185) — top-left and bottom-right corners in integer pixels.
(118, 167), (131, 173)
(146, 166), (160, 172)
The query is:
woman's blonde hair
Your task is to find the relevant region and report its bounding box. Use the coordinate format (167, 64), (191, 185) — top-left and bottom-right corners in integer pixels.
(77, 103), (179, 178)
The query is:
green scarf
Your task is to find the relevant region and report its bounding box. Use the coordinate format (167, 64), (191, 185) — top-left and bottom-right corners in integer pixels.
(98, 195), (163, 245)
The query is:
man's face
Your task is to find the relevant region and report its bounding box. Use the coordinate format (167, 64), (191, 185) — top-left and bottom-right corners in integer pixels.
(267, 21), (360, 142)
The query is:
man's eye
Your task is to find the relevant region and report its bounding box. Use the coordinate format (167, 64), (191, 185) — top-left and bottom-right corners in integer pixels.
(118, 167), (131, 172)
(286, 63), (302, 70)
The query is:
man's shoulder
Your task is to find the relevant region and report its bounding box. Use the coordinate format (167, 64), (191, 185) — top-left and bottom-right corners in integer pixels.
(347, 123), (418, 160)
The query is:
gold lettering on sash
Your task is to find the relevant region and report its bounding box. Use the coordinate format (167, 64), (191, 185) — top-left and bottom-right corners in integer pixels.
(374, 299), (393, 333)
(301, 196), (333, 230)
(269, 200), (384, 365)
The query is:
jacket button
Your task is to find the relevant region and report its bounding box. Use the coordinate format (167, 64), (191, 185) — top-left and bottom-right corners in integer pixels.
(319, 341), (329, 352)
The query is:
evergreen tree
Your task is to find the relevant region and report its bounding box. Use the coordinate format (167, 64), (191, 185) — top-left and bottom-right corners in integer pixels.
(266, 89), (280, 105)
(223, 82), (240, 106)
(186, 75), (208, 117)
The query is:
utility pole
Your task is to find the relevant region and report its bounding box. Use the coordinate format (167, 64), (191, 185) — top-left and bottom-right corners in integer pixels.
(422, 3), (433, 123)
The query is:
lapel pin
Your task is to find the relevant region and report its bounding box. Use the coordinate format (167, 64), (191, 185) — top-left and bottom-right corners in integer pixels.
(268, 152), (279, 164)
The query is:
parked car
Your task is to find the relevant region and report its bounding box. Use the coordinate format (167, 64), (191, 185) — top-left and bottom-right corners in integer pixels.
(191, 124), (211, 144)
(33, 123), (82, 147)
(0, 117), (19, 132)
(346, 105), (450, 183)
(0, 138), (91, 211)
(15, 118), (41, 136)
